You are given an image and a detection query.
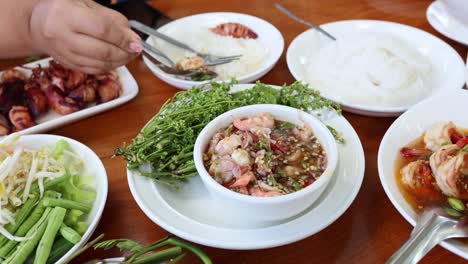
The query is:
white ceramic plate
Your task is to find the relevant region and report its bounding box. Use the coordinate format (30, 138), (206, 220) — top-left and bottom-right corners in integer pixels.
(378, 89), (468, 259)
(0, 58), (139, 136)
(143, 12), (284, 90)
(427, 0), (468, 46)
(127, 84), (365, 249)
(287, 20), (465, 117)
(12, 134), (108, 264)
(466, 53), (468, 88)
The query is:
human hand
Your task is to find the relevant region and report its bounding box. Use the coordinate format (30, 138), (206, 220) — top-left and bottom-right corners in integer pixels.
(30, 0), (142, 74)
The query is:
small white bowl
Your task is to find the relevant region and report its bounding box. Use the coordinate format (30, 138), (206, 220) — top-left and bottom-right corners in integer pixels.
(13, 134), (108, 264)
(378, 89), (468, 259)
(194, 105), (338, 226)
(143, 12), (284, 90)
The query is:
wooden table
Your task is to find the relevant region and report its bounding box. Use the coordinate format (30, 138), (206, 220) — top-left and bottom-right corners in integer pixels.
(2, 0), (467, 263)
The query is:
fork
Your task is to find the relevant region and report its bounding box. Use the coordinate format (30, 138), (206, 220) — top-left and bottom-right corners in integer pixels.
(129, 20), (242, 66)
(142, 50), (218, 80)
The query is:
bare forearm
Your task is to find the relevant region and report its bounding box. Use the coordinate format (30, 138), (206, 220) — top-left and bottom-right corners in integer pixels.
(0, 0), (42, 58)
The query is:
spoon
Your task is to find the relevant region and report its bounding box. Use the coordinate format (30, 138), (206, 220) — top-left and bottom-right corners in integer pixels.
(387, 207), (468, 264)
(275, 3), (336, 41)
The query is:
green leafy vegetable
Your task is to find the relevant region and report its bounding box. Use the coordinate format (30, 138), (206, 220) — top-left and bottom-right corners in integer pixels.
(115, 81), (342, 189)
(326, 125), (345, 144)
(88, 235), (212, 264)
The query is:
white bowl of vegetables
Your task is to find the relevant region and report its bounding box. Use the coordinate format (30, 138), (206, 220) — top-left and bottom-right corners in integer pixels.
(0, 134), (107, 264)
(194, 104), (338, 226)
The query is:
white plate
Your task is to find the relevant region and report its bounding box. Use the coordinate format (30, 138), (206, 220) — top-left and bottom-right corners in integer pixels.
(378, 89), (468, 259)
(1, 58), (139, 136)
(427, 0), (468, 46)
(143, 12), (284, 90)
(287, 20), (465, 117)
(466, 53), (468, 88)
(127, 84), (365, 249)
(13, 134), (108, 264)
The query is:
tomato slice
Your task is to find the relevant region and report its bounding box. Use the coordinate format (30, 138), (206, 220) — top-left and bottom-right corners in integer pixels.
(449, 128), (464, 144)
(456, 138), (468, 148)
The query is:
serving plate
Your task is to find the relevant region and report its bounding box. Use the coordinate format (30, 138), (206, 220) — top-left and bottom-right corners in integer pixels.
(0, 57), (139, 137)
(287, 20), (465, 117)
(127, 84), (365, 250)
(378, 89), (468, 259)
(143, 12), (284, 90)
(12, 134), (108, 264)
(427, 0), (468, 46)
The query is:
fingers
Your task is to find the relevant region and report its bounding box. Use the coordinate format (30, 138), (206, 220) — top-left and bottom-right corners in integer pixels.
(54, 43), (136, 74)
(66, 32), (135, 63)
(48, 50), (103, 74)
(70, 3), (142, 53)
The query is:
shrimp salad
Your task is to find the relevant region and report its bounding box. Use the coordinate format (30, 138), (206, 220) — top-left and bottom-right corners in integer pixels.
(203, 113), (327, 197)
(398, 122), (468, 216)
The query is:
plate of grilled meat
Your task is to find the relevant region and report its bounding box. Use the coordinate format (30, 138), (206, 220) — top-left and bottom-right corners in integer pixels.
(0, 58), (138, 136)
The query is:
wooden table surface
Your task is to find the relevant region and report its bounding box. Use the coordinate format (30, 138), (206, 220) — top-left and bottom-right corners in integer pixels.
(2, 0), (467, 263)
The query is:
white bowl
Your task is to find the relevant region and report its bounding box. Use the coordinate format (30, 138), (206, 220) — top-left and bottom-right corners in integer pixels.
(143, 12), (284, 90)
(378, 89), (468, 259)
(287, 20), (465, 117)
(193, 104), (338, 226)
(13, 134), (108, 264)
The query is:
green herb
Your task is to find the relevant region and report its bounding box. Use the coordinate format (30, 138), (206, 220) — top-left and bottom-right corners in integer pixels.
(301, 160), (307, 169)
(460, 145), (468, 153)
(25, 55), (41, 63)
(267, 175), (277, 185)
(278, 122), (295, 130)
(115, 81), (342, 189)
(255, 139), (269, 151)
(277, 168), (285, 176)
(292, 181), (302, 191)
(448, 197), (465, 212)
(264, 152), (273, 161)
(326, 125), (345, 144)
(89, 236), (212, 264)
(190, 72), (214, 81)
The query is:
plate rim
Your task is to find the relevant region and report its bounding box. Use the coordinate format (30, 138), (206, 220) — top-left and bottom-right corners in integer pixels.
(377, 89), (468, 259)
(126, 83), (365, 250)
(286, 19), (466, 116)
(426, 0), (468, 46)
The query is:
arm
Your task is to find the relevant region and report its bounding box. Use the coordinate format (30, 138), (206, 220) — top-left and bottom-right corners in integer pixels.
(0, 0), (142, 74)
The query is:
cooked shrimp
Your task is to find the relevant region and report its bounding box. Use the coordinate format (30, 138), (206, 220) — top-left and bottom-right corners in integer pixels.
(214, 134), (241, 156)
(207, 132), (223, 154)
(230, 171), (255, 188)
(433, 152), (468, 199)
(176, 56), (205, 71)
(429, 144), (460, 172)
(209, 156), (241, 183)
(400, 160), (439, 198)
(233, 113), (274, 131)
(250, 186), (282, 197)
(231, 149), (250, 167)
(294, 124), (313, 141)
(424, 122), (460, 151)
